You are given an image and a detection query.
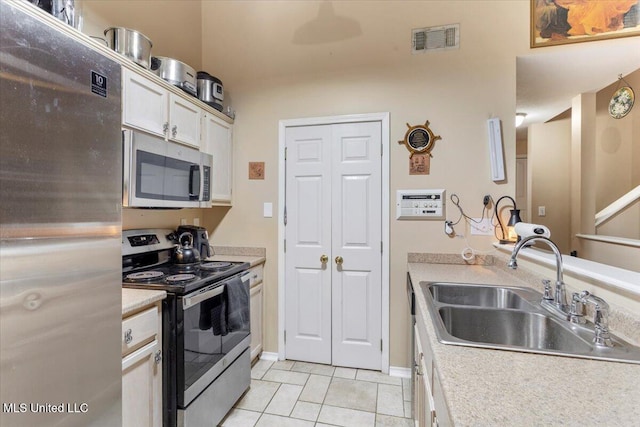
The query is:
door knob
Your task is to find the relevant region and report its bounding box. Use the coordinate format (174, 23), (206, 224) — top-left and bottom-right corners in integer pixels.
(320, 254), (328, 264)
(335, 256), (343, 265)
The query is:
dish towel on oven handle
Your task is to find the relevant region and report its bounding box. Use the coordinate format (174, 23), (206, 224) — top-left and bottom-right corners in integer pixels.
(199, 291), (227, 335)
(225, 275), (250, 332)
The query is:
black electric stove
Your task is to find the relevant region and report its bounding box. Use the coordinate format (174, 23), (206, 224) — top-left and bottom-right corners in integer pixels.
(121, 228), (252, 427)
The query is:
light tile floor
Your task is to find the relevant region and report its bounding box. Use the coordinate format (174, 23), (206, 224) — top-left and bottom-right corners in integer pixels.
(220, 359), (413, 427)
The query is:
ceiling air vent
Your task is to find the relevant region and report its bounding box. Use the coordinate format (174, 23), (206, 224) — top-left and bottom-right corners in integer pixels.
(412, 24), (459, 54)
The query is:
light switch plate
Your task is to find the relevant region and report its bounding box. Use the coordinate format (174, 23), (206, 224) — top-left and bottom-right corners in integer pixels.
(538, 206), (546, 217)
(263, 202), (273, 218)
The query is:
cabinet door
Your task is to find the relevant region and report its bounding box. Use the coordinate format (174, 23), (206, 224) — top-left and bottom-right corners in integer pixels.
(414, 325), (436, 427)
(122, 68), (168, 137)
(122, 340), (162, 427)
(250, 282), (263, 361)
(202, 113), (233, 203)
(169, 93), (201, 148)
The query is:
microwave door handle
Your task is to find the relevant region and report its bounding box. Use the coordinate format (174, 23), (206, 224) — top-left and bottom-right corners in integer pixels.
(188, 164), (200, 200)
(183, 284), (225, 309)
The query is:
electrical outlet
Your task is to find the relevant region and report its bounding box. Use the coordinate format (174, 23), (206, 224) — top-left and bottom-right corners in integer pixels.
(470, 218), (494, 236)
(193, 217), (200, 226)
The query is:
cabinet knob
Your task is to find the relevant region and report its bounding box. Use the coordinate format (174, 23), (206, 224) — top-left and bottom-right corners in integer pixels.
(154, 350), (162, 364)
(124, 328), (133, 344)
(172, 125), (177, 137)
(163, 122), (169, 134)
(335, 256), (343, 265)
(320, 255), (328, 264)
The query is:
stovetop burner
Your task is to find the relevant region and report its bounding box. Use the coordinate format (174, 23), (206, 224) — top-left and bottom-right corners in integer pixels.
(200, 261), (232, 271)
(124, 271), (166, 283)
(166, 273), (197, 284)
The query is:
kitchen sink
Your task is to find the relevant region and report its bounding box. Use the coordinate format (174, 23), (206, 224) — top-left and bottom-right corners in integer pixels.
(421, 282), (640, 364)
(429, 283), (537, 310)
(438, 306), (593, 352)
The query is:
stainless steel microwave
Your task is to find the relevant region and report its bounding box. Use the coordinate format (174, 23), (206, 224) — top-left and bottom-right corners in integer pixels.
(123, 130), (212, 208)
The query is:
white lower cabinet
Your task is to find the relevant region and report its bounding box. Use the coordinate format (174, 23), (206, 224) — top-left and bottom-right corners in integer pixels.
(248, 263), (264, 361)
(122, 303), (162, 427)
(414, 325), (436, 427)
(414, 324), (451, 427)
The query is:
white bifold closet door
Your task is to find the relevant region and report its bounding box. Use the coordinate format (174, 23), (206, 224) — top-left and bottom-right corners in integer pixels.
(284, 121), (382, 370)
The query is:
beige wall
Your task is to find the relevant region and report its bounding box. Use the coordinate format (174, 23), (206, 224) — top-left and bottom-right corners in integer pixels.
(529, 119), (572, 253)
(200, 0), (530, 367)
(80, 0), (202, 70)
(596, 69), (640, 211)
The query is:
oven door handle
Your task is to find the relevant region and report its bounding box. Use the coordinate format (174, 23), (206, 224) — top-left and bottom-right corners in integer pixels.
(183, 284), (225, 309)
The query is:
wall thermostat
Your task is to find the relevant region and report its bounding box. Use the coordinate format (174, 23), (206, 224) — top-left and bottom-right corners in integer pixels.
(396, 189), (445, 220)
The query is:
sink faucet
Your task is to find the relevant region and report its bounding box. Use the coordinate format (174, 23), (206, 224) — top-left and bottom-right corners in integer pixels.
(507, 235), (568, 315)
(573, 291), (613, 347)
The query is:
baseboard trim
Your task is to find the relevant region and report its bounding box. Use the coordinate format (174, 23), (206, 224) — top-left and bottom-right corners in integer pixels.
(259, 354), (411, 378)
(260, 352), (279, 362)
(389, 366), (411, 378)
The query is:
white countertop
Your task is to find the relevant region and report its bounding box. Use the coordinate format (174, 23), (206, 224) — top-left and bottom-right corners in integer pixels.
(122, 288), (166, 317)
(408, 258), (640, 426)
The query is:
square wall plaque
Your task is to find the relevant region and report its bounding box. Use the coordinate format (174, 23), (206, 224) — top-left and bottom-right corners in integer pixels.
(409, 153), (430, 175)
(249, 162), (265, 180)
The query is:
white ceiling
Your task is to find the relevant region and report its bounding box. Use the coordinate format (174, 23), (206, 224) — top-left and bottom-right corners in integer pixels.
(516, 36), (640, 135)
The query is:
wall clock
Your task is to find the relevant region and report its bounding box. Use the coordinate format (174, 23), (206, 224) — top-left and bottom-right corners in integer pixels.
(398, 120), (441, 158)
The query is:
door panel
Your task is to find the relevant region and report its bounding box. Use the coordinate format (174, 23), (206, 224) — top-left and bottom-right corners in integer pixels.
(332, 122), (382, 369)
(285, 126), (332, 364)
(342, 175), (372, 246)
(340, 271), (371, 340)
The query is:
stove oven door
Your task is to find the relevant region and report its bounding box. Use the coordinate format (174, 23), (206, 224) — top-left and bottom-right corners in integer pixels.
(177, 274), (251, 408)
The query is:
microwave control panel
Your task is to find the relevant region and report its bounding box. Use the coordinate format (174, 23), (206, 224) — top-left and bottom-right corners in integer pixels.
(396, 189), (445, 220)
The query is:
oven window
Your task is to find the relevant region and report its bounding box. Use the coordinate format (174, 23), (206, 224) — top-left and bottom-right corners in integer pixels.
(181, 280), (250, 390)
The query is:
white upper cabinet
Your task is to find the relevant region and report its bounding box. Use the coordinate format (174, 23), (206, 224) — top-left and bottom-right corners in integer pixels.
(201, 112), (233, 204)
(122, 68), (202, 149)
(122, 68), (169, 138)
(168, 93), (201, 148)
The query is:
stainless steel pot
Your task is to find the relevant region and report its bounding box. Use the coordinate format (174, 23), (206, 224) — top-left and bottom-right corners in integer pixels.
(172, 232), (201, 265)
(104, 27), (153, 69)
(151, 56), (197, 97)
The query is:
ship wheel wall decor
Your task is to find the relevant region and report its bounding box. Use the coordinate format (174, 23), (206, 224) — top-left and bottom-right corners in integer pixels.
(398, 121), (442, 158)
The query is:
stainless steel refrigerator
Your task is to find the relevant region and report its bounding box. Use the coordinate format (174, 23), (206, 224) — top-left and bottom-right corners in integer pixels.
(0, 1), (122, 426)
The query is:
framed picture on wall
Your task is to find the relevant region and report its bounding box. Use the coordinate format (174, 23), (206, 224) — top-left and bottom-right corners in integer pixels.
(531, 0), (640, 48)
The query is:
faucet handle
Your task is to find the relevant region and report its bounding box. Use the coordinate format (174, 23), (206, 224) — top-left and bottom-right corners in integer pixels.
(568, 292), (586, 324)
(577, 291), (613, 347)
(541, 279), (553, 301)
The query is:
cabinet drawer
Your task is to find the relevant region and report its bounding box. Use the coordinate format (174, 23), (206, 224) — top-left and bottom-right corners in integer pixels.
(248, 264), (263, 287)
(122, 306), (159, 356)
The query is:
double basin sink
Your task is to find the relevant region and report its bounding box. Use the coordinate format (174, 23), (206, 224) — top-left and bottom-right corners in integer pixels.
(422, 282), (640, 364)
